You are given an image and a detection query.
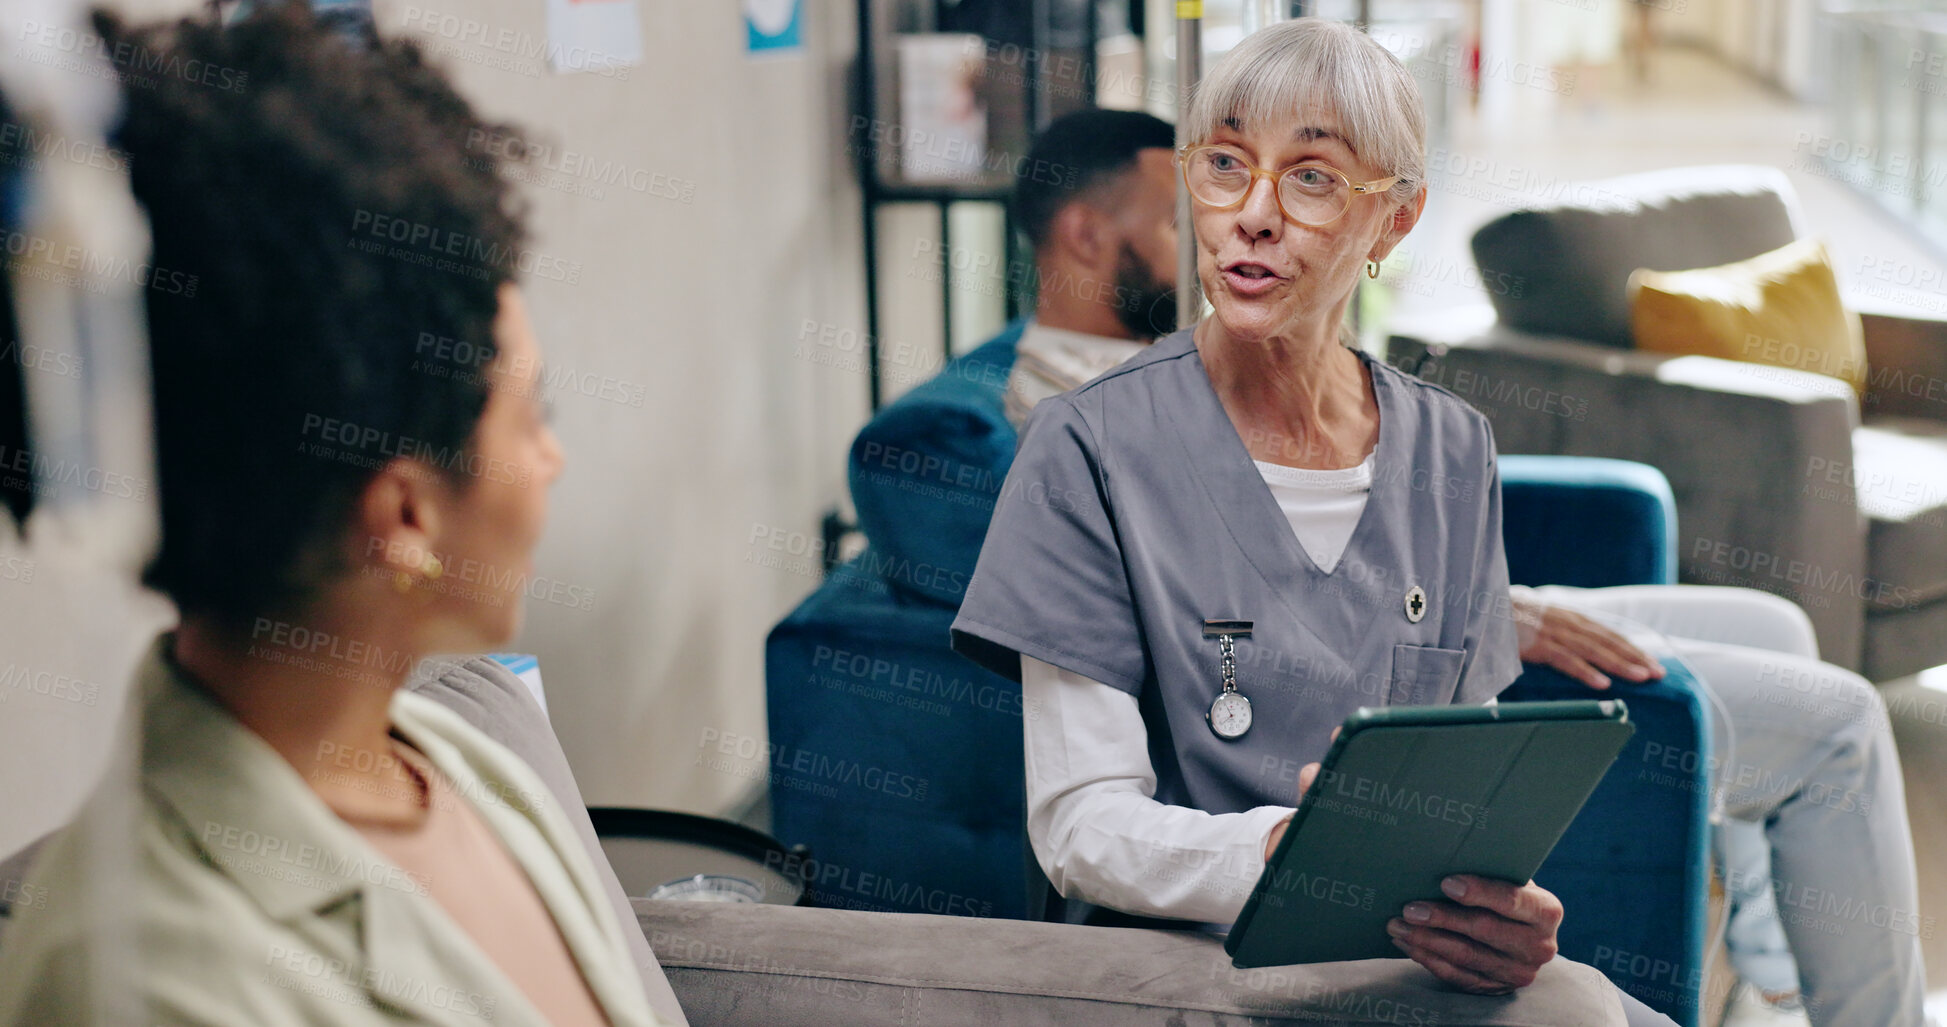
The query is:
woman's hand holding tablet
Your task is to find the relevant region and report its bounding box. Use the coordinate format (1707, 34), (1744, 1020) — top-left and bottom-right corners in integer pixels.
(1225, 699), (1633, 990)
(1385, 873), (1565, 994)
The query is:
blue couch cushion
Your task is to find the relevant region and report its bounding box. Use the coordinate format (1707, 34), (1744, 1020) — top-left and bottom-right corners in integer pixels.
(1502, 664), (1711, 1026)
(848, 323), (1024, 606)
(1500, 456), (1678, 588)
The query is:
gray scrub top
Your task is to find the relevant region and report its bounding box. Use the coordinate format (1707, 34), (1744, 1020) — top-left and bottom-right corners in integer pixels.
(951, 327), (1521, 817)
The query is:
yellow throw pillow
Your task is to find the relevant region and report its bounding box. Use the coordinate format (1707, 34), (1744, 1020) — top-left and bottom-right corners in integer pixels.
(1628, 237), (1867, 397)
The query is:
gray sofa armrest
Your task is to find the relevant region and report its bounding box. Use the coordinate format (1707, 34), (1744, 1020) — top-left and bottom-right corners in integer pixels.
(407, 657), (690, 1026)
(1387, 317), (1866, 670)
(1857, 302), (1947, 423)
(637, 899), (1628, 1026)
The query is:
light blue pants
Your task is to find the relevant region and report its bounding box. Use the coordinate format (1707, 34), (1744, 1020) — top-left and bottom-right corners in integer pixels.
(1531, 585), (1926, 1027)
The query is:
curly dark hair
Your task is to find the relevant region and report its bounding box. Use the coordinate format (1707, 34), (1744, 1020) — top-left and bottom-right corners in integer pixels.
(98, 2), (530, 626)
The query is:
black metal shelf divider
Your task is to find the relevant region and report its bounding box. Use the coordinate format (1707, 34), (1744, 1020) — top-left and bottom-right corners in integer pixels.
(854, 0), (1098, 411)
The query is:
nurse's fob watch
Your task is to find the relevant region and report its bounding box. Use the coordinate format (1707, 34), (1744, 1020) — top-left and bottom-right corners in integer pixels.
(1202, 619), (1254, 740)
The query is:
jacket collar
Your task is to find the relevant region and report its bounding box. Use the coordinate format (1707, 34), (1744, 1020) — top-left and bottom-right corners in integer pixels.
(137, 638), (660, 1027)
(139, 637), (397, 922)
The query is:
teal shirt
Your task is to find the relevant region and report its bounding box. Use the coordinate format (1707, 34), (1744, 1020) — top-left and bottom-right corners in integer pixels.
(0, 640), (670, 1027)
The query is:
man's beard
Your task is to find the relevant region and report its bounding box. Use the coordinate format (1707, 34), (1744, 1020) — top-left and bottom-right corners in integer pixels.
(1111, 243), (1178, 341)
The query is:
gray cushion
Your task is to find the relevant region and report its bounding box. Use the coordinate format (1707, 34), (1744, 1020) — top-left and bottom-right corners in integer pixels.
(1865, 594), (1947, 683)
(1471, 165), (1803, 349)
(638, 899), (1630, 1026)
(1852, 416), (1947, 604)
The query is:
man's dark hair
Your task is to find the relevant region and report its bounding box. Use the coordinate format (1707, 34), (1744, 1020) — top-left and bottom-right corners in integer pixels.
(98, 3), (529, 626)
(1013, 108), (1174, 250)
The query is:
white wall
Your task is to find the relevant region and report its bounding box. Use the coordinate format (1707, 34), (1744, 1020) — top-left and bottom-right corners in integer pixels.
(0, 0), (871, 855)
(371, 0), (870, 817)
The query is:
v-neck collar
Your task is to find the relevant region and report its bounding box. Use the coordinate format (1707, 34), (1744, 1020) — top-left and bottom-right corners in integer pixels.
(1158, 328), (1397, 584)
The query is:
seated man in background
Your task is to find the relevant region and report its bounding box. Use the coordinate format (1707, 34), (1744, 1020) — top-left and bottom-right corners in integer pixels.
(0, 7), (677, 1024)
(996, 107), (1180, 426)
(856, 105), (1922, 1024)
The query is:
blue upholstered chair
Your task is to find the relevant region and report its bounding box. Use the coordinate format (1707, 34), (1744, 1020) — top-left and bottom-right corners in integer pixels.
(1496, 457), (1711, 1025)
(766, 333), (1711, 1024)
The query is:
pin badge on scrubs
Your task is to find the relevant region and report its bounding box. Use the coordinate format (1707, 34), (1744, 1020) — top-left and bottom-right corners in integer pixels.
(1202, 620), (1254, 740)
(1405, 585), (1427, 624)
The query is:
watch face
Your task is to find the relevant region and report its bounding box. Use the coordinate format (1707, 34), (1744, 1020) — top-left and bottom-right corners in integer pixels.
(1207, 691), (1252, 740)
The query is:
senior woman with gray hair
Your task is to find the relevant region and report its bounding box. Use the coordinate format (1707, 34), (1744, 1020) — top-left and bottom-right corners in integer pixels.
(952, 20), (1667, 1026)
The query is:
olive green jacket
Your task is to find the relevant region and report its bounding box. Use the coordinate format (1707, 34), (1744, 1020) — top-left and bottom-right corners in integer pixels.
(0, 643), (669, 1027)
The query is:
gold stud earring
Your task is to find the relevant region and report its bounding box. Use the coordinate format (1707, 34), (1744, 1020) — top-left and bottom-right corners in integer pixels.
(1366, 260), (1380, 279)
(392, 552), (444, 595)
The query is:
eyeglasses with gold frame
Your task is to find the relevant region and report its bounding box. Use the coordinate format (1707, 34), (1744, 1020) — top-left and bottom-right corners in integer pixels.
(1177, 144), (1400, 227)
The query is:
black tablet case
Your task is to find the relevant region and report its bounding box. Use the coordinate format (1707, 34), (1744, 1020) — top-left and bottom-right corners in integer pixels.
(1226, 700), (1634, 968)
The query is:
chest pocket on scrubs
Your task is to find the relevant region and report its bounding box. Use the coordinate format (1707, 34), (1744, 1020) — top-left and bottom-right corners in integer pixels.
(1389, 644), (1467, 706)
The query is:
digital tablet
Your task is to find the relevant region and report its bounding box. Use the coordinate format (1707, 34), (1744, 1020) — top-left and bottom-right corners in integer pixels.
(1225, 700), (1634, 968)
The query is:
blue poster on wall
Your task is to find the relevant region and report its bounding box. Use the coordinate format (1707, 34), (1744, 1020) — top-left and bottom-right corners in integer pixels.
(745, 0), (803, 56)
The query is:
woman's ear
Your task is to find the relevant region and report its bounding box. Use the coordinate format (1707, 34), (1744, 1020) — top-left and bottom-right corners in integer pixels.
(352, 458), (444, 579)
(1369, 186), (1428, 265)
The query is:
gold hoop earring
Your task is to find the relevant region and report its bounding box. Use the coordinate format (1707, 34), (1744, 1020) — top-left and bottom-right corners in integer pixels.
(1366, 260), (1380, 279)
